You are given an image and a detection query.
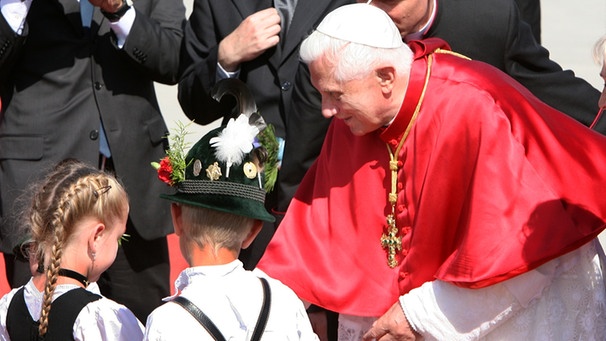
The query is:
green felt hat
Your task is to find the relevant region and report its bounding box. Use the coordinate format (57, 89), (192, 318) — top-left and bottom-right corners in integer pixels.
(159, 118), (276, 223)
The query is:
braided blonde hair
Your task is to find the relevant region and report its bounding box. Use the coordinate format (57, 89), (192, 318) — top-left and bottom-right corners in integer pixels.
(26, 159), (127, 336)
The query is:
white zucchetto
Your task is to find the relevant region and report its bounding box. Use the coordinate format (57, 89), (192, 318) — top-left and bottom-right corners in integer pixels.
(315, 4), (404, 49)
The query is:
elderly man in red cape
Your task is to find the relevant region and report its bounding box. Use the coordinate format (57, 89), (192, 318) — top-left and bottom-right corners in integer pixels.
(256, 4), (606, 340)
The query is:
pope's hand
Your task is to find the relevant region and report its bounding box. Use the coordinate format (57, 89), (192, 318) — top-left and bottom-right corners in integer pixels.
(218, 8), (281, 72)
(362, 301), (419, 341)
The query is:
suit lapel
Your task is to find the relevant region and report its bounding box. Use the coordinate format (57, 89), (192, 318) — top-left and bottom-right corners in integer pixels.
(91, 4), (105, 36)
(282, 1), (317, 56)
(231, 0), (272, 20)
(277, 0), (333, 66)
(57, 0), (86, 35)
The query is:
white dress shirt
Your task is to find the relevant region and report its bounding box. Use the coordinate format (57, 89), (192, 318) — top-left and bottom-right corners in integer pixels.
(144, 260), (318, 340)
(0, 0), (134, 47)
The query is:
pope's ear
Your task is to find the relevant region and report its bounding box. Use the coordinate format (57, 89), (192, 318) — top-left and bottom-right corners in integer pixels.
(376, 66), (396, 90)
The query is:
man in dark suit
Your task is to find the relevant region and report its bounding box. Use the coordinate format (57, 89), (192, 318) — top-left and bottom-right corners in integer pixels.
(0, 0), (185, 322)
(178, 0), (353, 270)
(275, 0), (602, 221)
(515, 0), (541, 43)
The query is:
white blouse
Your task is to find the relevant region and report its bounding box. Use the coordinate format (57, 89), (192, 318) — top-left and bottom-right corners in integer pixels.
(0, 279), (144, 341)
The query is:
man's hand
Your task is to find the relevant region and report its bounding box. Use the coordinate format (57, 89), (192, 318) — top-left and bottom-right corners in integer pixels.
(218, 8), (281, 72)
(89, 0), (124, 13)
(362, 301), (419, 341)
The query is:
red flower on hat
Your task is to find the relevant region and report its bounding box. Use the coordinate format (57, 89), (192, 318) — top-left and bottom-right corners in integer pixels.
(156, 156), (174, 186)
(151, 122), (191, 187)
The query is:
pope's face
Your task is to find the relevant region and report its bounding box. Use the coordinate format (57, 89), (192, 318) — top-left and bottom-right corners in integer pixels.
(309, 56), (395, 136)
(360, 0), (432, 37)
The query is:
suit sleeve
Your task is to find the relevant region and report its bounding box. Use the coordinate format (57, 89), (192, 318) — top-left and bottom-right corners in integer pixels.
(119, 0), (185, 85)
(177, 0), (232, 124)
(501, 1), (601, 130)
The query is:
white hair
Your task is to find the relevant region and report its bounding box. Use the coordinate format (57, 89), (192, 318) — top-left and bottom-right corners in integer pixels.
(300, 30), (413, 82)
(594, 35), (606, 66)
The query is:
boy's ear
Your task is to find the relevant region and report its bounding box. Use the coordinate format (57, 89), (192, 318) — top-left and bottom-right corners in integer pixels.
(242, 220), (263, 249)
(170, 203), (184, 236)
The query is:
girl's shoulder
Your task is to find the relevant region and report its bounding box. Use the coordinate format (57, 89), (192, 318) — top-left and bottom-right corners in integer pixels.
(73, 295), (144, 341)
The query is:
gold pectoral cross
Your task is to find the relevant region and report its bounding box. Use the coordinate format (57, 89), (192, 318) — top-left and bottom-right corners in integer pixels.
(381, 213), (402, 268)
(379, 53), (433, 270)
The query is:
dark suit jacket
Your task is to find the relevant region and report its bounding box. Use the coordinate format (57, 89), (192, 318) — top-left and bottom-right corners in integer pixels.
(178, 0), (353, 139)
(514, 0), (541, 43)
(178, 0), (353, 268)
(276, 0), (602, 215)
(0, 0), (185, 252)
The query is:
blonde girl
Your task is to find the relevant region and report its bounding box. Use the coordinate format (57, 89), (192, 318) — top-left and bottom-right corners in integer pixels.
(0, 159), (143, 340)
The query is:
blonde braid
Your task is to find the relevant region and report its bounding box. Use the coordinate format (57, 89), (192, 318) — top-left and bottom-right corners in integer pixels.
(38, 222), (64, 336)
(25, 159), (127, 336)
(38, 174), (100, 336)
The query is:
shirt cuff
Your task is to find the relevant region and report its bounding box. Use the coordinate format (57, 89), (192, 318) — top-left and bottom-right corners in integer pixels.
(109, 6), (135, 49)
(216, 62), (240, 80)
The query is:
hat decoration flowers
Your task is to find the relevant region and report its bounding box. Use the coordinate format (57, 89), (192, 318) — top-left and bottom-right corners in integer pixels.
(152, 79), (279, 193)
(151, 121), (191, 186)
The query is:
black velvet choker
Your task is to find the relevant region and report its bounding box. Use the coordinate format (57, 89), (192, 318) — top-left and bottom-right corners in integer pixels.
(58, 268), (89, 287)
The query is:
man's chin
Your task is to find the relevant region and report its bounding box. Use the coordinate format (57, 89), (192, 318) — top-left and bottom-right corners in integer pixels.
(348, 127), (370, 136)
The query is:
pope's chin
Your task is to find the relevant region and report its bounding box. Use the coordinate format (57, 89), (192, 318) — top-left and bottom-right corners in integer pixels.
(347, 125), (373, 136)
(344, 121), (379, 136)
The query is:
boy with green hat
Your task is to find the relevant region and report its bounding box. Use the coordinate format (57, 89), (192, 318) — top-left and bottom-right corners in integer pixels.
(143, 114), (318, 340)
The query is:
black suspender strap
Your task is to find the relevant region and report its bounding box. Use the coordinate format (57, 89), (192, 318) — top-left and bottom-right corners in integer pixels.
(172, 296), (226, 341)
(250, 277), (271, 341)
(172, 277), (271, 341)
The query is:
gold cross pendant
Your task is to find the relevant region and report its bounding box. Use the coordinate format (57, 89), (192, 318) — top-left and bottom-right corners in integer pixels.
(381, 214), (402, 268)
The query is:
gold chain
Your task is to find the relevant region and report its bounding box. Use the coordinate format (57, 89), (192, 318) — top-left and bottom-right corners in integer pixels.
(381, 54), (434, 268)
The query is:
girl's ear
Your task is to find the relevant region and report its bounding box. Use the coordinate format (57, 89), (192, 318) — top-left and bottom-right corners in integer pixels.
(242, 220), (263, 249)
(88, 222), (106, 256)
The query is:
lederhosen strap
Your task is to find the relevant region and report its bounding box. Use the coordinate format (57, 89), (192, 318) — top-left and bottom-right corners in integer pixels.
(250, 277), (271, 341)
(6, 287), (101, 341)
(172, 277), (271, 341)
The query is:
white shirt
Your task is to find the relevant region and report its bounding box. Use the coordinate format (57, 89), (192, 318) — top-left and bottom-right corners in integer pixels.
(0, 279), (144, 341)
(338, 239), (606, 340)
(0, 0), (135, 47)
(403, 239), (606, 340)
(144, 260), (319, 341)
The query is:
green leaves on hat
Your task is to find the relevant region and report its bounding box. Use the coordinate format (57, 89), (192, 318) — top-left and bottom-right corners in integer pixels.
(151, 121), (192, 186)
(256, 124), (279, 192)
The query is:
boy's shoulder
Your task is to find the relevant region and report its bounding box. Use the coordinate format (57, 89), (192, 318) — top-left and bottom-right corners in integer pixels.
(251, 268), (301, 299)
